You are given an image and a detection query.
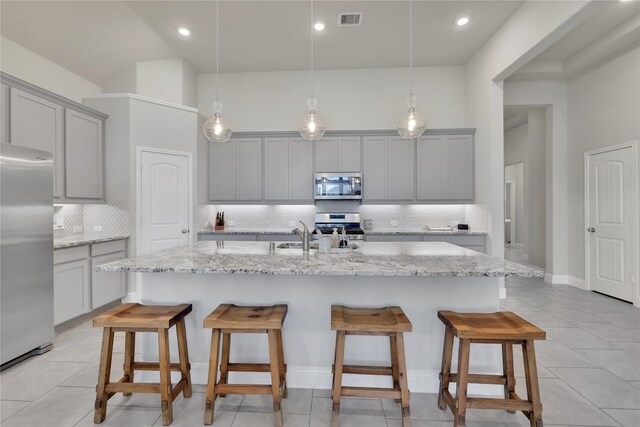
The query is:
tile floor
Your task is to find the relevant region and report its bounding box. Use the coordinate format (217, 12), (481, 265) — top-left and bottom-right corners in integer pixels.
(1, 276), (639, 426)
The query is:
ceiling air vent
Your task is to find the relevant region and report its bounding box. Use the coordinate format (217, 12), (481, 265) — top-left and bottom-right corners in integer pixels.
(338, 12), (362, 26)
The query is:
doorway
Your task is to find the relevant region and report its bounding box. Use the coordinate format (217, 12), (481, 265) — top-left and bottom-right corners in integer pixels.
(136, 147), (193, 256)
(585, 142), (638, 303)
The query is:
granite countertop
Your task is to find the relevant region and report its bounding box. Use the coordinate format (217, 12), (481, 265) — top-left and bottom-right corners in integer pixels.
(95, 241), (541, 278)
(54, 234), (129, 249)
(197, 228), (487, 236)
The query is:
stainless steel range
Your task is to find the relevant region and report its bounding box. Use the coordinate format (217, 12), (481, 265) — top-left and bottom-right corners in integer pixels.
(314, 213), (364, 240)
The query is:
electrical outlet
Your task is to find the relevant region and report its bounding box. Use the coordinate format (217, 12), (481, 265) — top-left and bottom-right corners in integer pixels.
(227, 220), (236, 227)
(73, 226), (83, 233)
(390, 221), (400, 228)
(288, 221), (297, 227)
(93, 225), (103, 232)
(204, 221), (211, 229)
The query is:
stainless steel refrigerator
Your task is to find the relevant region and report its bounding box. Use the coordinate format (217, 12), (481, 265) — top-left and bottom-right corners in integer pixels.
(1, 142), (54, 366)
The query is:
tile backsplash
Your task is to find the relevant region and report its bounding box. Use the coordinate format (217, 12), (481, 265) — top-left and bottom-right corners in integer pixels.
(197, 203), (481, 231)
(53, 201), (129, 238)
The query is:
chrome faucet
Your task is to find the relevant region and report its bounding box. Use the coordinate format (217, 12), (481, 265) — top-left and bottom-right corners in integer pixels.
(292, 221), (311, 252)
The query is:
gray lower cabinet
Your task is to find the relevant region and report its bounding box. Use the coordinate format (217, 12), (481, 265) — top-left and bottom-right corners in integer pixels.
(363, 136), (414, 201)
(65, 109), (104, 199)
(365, 234), (422, 242)
(210, 138), (262, 201)
(198, 234), (258, 241)
(265, 137), (313, 201)
(53, 239), (127, 326)
(10, 87), (65, 197)
(365, 234), (485, 252)
(91, 252), (125, 309)
(54, 257), (91, 325)
(315, 136), (361, 172)
(417, 135), (474, 202)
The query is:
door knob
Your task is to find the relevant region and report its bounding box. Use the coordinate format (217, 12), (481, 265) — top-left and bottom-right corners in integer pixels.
(587, 227), (596, 233)
(181, 229), (189, 234)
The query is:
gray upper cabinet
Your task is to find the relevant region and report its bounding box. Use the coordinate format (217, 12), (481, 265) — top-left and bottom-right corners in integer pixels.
(10, 88), (64, 197)
(65, 109), (104, 199)
(315, 136), (361, 172)
(236, 138), (262, 200)
(363, 136), (387, 200)
(417, 134), (474, 202)
(264, 138), (289, 200)
(363, 136), (414, 201)
(288, 138), (313, 200)
(1, 83), (9, 145)
(210, 138), (262, 201)
(210, 141), (236, 201)
(388, 137), (414, 200)
(265, 137), (313, 201)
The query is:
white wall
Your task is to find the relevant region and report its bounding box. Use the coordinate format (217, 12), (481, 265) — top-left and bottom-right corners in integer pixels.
(567, 46), (640, 281)
(465, 0), (588, 272)
(198, 66), (466, 132)
(0, 36), (102, 102)
(504, 79), (568, 280)
(527, 108), (547, 269)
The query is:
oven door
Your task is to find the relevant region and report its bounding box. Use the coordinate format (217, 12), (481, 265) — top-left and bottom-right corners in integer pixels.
(314, 173), (362, 200)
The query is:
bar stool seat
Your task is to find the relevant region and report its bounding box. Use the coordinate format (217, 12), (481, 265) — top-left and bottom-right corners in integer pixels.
(331, 305), (412, 427)
(437, 311), (546, 427)
(93, 303), (193, 426)
(204, 304), (288, 427)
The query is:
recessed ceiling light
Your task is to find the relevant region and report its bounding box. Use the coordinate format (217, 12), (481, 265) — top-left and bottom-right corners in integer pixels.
(314, 22), (325, 31)
(177, 27), (191, 36)
(456, 17), (470, 26)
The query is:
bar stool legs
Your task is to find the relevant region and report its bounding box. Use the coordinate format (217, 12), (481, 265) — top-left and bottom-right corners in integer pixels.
(331, 331), (345, 427)
(94, 327), (114, 424)
(204, 329), (221, 426)
(268, 330), (284, 426)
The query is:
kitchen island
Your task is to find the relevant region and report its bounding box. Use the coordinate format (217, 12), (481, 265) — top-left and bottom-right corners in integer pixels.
(97, 241), (541, 394)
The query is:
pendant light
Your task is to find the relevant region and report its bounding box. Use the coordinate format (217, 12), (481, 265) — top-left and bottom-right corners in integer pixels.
(298, 0), (326, 141)
(203, 0), (232, 143)
(397, 0), (426, 139)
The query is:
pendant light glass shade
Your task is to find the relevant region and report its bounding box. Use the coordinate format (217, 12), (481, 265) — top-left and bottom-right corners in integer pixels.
(298, 97), (326, 141)
(203, 101), (232, 143)
(397, 94), (426, 139)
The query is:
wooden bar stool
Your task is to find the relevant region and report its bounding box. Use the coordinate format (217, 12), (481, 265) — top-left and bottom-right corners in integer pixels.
(93, 303), (193, 426)
(437, 310), (546, 427)
(204, 304), (288, 427)
(331, 305), (412, 427)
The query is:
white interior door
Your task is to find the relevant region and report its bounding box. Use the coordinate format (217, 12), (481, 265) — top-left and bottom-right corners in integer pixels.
(587, 146), (634, 302)
(139, 150), (191, 255)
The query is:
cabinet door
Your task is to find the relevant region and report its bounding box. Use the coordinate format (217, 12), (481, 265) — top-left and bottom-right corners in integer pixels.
(289, 138), (313, 200)
(264, 138), (289, 200)
(445, 135), (474, 200)
(417, 136), (444, 200)
(54, 259), (90, 324)
(210, 141), (236, 201)
(338, 137), (361, 172)
(388, 137), (414, 200)
(91, 252), (126, 309)
(10, 88), (64, 197)
(235, 138), (262, 200)
(363, 136), (387, 200)
(315, 137), (338, 172)
(65, 109), (104, 199)
(1, 83), (9, 144)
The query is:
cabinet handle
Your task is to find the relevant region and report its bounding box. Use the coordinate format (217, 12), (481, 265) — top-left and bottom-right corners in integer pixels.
(181, 229), (189, 234)
(587, 227), (596, 233)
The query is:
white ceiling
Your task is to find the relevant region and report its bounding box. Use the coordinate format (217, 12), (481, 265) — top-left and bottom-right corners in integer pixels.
(0, 1), (523, 87)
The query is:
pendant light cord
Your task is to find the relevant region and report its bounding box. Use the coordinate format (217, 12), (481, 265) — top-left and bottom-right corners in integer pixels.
(310, 0), (315, 99)
(409, 0), (413, 96)
(216, 0), (220, 103)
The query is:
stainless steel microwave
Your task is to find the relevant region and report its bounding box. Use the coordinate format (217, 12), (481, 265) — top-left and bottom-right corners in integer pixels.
(314, 173), (362, 200)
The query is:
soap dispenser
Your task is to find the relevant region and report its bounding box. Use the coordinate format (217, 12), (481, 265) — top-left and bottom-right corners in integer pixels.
(331, 228), (339, 248)
(339, 226), (349, 248)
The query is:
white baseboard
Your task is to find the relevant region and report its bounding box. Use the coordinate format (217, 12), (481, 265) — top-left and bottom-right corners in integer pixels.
(510, 243), (524, 250)
(140, 364), (504, 396)
(567, 276), (587, 290)
(543, 274), (587, 290)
